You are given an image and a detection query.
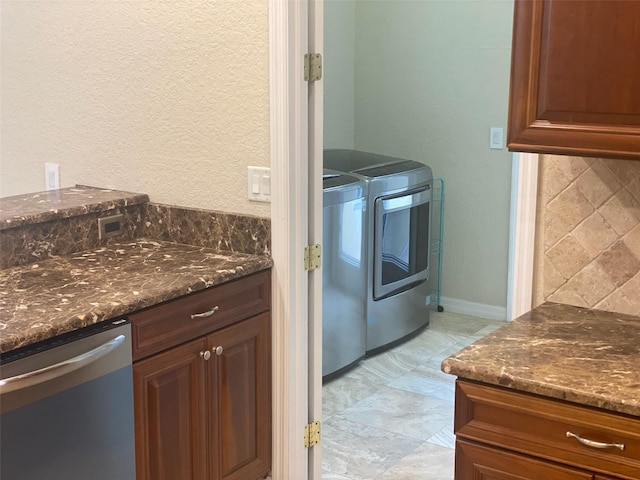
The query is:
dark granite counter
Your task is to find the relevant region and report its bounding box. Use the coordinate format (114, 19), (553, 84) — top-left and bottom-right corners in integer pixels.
(441, 302), (640, 417)
(0, 186), (148, 230)
(0, 240), (272, 353)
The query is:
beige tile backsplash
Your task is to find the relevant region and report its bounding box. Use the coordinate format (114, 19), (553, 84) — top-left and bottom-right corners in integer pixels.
(533, 156), (640, 316)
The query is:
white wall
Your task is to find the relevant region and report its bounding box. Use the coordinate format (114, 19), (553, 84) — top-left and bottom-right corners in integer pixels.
(325, 0), (514, 312)
(323, 1), (356, 149)
(1, 1), (270, 217)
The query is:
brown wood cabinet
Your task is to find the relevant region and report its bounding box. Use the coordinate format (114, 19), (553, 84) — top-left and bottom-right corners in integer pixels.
(507, 0), (640, 160)
(454, 380), (640, 480)
(132, 271), (271, 480)
(456, 439), (592, 479)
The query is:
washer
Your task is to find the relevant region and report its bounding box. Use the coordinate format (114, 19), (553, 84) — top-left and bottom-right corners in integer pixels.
(324, 150), (433, 353)
(322, 169), (367, 378)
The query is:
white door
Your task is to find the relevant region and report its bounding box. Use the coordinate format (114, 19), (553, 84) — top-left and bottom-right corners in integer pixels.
(268, 1), (324, 479)
(307, 2), (324, 479)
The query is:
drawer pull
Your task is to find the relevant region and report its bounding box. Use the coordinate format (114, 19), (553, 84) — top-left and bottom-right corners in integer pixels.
(212, 346), (224, 356)
(200, 350), (211, 360)
(566, 431), (625, 451)
(190, 306), (220, 320)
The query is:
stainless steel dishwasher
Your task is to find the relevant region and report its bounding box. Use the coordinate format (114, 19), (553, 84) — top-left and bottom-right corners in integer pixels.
(0, 318), (136, 480)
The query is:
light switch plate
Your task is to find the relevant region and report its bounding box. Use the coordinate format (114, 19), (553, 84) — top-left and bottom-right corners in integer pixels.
(490, 127), (504, 149)
(247, 166), (271, 202)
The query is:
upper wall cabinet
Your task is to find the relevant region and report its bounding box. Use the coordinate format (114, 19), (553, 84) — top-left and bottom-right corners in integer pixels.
(507, 0), (640, 160)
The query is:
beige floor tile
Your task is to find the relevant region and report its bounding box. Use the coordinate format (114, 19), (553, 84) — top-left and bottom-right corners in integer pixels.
(473, 323), (504, 337)
(322, 311), (492, 480)
(434, 335), (480, 359)
(321, 470), (355, 480)
(334, 385), (453, 441)
(375, 442), (455, 480)
(343, 350), (417, 386)
(388, 369), (455, 402)
(389, 329), (463, 360)
(429, 311), (503, 336)
(323, 374), (381, 419)
(427, 423), (456, 449)
(411, 357), (457, 383)
(322, 418), (423, 480)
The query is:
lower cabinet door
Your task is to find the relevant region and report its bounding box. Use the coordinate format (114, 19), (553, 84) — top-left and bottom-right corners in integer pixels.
(134, 337), (208, 480)
(210, 313), (271, 480)
(456, 440), (592, 480)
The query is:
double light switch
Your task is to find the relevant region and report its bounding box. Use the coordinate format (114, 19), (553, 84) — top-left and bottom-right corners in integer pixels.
(247, 166), (271, 203)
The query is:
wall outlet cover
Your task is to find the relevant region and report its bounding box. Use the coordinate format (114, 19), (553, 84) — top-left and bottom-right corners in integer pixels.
(45, 163), (60, 190)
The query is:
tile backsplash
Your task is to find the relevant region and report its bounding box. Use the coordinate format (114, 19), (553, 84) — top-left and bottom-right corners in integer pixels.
(533, 156), (640, 316)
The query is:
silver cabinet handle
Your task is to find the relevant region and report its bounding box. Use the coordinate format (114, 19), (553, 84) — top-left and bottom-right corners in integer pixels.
(566, 431), (625, 451)
(200, 350), (211, 360)
(0, 335), (125, 394)
(190, 306), (219, 320)
(212, 346), (223, 356)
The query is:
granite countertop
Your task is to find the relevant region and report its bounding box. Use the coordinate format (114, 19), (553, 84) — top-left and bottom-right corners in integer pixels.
(0, 240), (272, 353)
(0, 186), (149, 230)
(441, 302), (640, 417)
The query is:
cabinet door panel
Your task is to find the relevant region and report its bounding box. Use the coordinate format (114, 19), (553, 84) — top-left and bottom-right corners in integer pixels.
(456, 440), (592, 480)
(134, 338), (208, 480)
(508, 0), (640, 159)
(537, 1), (640, 124)
(210, 313), (271, 480)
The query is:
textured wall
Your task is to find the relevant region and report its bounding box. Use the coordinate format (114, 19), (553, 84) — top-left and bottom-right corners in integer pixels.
(533, 156), (640, 316)
(350, 1), (514, 310)
(1, 1), (270, 217)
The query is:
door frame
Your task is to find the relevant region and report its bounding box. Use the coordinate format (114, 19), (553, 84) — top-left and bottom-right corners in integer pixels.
(507, 152), (539, 320)
(268, 2), (539, 479)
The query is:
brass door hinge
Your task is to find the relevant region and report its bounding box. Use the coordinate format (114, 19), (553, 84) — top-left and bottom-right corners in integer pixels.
(304, 53), (323, 81)
(304, 421), (321, 448)
(304, 244), (321, 271)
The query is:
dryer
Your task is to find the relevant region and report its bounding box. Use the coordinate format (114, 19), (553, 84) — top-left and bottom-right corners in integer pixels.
(324, 150), (433, 353)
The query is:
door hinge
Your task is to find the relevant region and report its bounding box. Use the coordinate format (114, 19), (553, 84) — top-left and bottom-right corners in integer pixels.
(304, 53), (323, 81)
(304, 244), (322, 271)
(304, 421), (321, 448)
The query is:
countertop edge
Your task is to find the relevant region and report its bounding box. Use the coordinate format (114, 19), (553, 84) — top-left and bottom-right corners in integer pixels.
(0, 252), (272, 354)
(441, 342), (640, 418)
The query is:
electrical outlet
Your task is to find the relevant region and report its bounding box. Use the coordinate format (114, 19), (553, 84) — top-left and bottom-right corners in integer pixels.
(98, 214), (124, 240)
(45, 163), (60, 190)
(490, 128), (504, 150)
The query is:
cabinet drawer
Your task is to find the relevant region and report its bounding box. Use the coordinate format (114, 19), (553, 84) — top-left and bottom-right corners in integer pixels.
(455, 380), (640, 480)
(456, 439), (592, 479)
(130, 270), (270, 360)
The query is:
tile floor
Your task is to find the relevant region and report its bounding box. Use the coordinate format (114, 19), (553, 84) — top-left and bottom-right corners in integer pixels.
(321, 310), (505, 480)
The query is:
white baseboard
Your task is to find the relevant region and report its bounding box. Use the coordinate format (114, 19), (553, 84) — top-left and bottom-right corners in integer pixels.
(440, 297), (507, 321)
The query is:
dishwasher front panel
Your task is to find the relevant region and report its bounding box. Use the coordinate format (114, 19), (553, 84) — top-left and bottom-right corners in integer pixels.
(0, 321), (135, 480)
